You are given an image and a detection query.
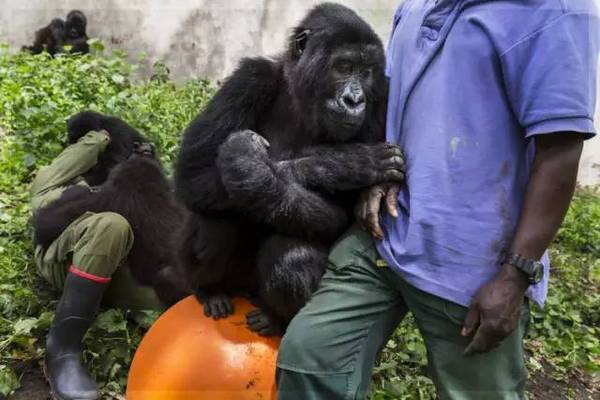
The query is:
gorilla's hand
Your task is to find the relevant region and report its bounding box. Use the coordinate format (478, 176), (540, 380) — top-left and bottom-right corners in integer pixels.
(217, 130), (278, 200)
(196, 290), (234, 319)
(355, 143), (405, 185)
(132, 142), (156, 158)
(355, 183), (400, 239)
(277, 142), (405, 193)
(246, 308), (284, 337)
(221, 130), (270, 160)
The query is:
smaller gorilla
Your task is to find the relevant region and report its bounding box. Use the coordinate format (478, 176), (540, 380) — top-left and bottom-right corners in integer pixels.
(32, 143), (188, 306)
(64, 10), (90, 54)
(67, 110), (148, 186)
(22, 10), (89, 56)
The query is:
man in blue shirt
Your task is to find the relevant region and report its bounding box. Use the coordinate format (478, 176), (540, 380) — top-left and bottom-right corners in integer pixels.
(277, 0), (599, 399)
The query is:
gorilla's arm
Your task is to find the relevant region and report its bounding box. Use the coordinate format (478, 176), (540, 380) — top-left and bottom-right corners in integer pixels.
(175, 58), (281, 213)
(66, 36), (89, 54)
(217, 131), (348, 242)
(275, 85), (397, 193)
(275, 142), (404, 193)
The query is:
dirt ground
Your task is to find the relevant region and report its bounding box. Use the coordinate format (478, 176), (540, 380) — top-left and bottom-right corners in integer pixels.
(6, 361), (50, 400)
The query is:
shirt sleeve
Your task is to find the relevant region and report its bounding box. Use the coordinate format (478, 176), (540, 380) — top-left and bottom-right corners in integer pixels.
(30, 130), (110, 210)
(499, 11), (599, 139)
(385, 3), (407, 79)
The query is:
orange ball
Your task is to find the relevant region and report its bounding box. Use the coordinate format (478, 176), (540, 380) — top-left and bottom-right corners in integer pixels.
(127, 296), (280, 400)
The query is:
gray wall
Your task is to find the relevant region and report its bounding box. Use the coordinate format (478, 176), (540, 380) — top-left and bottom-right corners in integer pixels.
(0, 0), (397, 81)
(1, 0), (598, 185)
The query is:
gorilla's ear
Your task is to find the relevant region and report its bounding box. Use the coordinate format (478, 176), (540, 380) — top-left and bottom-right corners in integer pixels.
(293, 29), (311, 57)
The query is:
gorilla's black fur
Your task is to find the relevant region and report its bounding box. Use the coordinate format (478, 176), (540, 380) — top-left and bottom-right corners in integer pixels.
(33, 146), (188, 306)
(175, 3), (403, 335)
(67, 111), (148, 186)
(63, 10), (90, 54)
(22, 10), (89, 56)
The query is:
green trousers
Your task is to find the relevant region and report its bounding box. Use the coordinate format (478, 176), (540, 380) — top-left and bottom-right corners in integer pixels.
(276, 228), (529, 400)
(31, 131), (164, 311)
(34, 211), (164, 311)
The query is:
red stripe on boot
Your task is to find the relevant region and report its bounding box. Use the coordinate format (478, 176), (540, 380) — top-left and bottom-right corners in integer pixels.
(69, 265), (111, 284)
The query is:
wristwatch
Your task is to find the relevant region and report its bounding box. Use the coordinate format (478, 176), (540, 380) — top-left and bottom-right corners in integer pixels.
(502, 253), (544, 284)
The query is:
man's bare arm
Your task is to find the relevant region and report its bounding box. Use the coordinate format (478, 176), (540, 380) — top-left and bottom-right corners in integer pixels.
(463, 132), (586, 356)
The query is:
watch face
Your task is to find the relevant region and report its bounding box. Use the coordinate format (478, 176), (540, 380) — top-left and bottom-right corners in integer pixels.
(532, 262), (544, 284)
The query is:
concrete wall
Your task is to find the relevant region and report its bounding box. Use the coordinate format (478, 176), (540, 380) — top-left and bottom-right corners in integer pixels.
(0, 0), (397, 81)
(0, 0), (598, 185)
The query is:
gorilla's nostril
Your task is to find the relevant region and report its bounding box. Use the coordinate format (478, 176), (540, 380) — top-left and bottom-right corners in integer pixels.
(343, 93), (365, 109)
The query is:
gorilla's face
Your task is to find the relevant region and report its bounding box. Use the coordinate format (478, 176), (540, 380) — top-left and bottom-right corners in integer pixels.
(321, 43), (383, 140)
(286, 4), (386, 143)
(66, 12), (87, 38)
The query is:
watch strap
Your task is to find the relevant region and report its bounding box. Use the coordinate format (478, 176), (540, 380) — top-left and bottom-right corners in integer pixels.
(502, 253), (543, 284)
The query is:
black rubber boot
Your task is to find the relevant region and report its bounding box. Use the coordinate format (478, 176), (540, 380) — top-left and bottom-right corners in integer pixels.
(45, 271), (107, 400)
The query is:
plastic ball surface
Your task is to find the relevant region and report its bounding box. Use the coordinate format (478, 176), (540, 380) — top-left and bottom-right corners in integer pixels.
(127, 296), (280, 400)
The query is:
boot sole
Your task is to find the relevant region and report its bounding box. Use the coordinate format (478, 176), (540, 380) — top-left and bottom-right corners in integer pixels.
(41, 360), (60, 400)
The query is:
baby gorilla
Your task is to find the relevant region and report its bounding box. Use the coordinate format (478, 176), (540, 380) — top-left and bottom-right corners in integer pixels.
(67, 110), (148, 185)
(33, 143), (187, 306)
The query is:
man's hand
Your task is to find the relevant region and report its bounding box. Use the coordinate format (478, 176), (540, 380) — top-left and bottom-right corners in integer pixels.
(462, 263), (528, 356)
(99, 129), (111, 140)
(355, 183), (401, 240)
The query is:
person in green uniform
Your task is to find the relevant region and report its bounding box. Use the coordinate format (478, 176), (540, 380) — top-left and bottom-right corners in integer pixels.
(31, 129), (164, 400)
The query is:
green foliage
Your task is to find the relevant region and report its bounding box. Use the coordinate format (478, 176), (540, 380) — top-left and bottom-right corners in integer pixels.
(555, 187), (600, 256)
(0, 43), (598, 399)
(0, 44), (213, 398)
(0, 364), (21, 396)
(528, 189), (600, 379)
(370, 315), (436, 399)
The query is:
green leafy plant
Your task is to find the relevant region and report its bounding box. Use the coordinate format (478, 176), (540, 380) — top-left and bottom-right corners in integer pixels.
(0, 43), (213, 398)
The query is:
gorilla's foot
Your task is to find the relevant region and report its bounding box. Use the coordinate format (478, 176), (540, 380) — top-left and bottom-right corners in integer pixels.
(246, 308), (284, 337)
(196, 291), (234, 319)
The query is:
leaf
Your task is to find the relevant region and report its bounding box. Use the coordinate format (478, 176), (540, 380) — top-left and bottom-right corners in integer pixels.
(0, 364), (20, 396)
(130, 310), (160, 329)
(22, 153), (36, 167)
(94, 309), (127, 333)
(13, 318), (38, 335)
(111, 74), (125, 85)
(87, 38), (105, 52)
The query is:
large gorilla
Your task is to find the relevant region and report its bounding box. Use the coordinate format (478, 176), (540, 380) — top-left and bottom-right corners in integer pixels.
(175, 3), (403, 335)
(33, 112), (187, 306)
(23, 10), (89, 56)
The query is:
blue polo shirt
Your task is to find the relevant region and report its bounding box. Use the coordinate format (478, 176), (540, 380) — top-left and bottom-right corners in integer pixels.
(377, 0), (599, 307)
